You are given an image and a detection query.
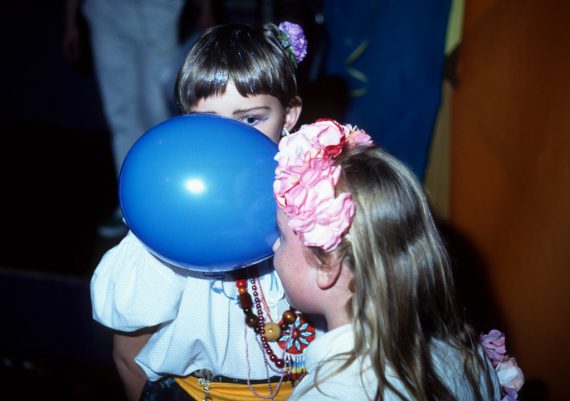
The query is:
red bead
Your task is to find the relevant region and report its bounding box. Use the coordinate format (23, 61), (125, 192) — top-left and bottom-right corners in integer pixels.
(236, 279), (247, 288)
(275, 359), (284, 368)
(239, 293), (253, 309)
(270, 354), (277, 362)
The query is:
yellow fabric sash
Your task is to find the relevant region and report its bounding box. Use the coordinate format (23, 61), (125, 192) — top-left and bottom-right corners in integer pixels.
(175, 376), (293, 401)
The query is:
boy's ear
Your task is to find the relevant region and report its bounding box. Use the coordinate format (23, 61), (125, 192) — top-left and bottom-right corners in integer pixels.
(283, 96), (302, 130)
(315, 259), (343, 290)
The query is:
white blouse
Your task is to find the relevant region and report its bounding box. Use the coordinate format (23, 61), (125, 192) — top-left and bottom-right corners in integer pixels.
(91, 230), (293, 381)
(290, 324), (500, 400)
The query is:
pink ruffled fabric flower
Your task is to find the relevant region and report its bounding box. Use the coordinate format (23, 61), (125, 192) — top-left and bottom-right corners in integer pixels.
(496, 357), (525, 391)
(278, 21), (307, 64)
(274, 119), (373, 251)
(480, 329), (506, 367)
(480, 329), (525, 400)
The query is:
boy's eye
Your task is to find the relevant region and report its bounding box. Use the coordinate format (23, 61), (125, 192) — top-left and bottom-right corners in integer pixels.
(241, 115), (261, 126)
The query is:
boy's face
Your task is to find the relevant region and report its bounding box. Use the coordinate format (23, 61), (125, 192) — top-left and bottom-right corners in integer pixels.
(190, 81), (290, 143)
(272, 209), (321, 313)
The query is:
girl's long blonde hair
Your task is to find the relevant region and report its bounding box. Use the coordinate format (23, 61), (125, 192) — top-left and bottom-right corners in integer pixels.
(307, 145), (494, 401)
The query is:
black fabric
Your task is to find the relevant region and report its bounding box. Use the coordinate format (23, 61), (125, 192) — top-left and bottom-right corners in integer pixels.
(140, 377), (197, 401)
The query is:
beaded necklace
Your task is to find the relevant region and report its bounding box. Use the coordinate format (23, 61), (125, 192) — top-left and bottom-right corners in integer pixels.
(236, 269), (316, 382)
(236, 276), (289, 368)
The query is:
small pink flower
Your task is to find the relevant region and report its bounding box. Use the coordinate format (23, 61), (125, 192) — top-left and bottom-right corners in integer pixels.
(346, 126), (374, 148)
(480, 329), (525, 398)
(480, 329), (506, 367)
(496, 357), (525, 391)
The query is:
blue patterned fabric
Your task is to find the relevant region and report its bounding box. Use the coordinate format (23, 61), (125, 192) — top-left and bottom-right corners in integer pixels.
(322, 0), (452, 180)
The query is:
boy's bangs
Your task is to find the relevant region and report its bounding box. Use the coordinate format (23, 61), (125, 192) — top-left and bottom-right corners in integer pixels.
(229, 50), (291, 104)
(191, 68), (230, 101)
(195, 59), (285, 105)
(231, 67), (276, 99)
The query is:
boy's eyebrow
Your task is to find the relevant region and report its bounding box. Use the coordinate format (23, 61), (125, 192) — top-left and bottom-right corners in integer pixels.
(188, 111), (218, 115)
(233, 106), (270, 115)
(189, 107), (270, 115)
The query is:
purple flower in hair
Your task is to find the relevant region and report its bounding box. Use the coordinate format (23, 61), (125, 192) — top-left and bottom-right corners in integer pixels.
(278, 21), (307, 64)
(481, 329), (525, 400)
(480, 329), (506, 367)
(501, 386), (519, 401)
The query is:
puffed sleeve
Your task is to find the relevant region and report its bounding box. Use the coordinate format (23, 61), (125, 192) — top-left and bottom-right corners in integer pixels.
(90, 231), (186, 332)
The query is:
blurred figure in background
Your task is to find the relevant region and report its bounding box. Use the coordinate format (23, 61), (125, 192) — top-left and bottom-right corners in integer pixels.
(62, 0), (215, 238)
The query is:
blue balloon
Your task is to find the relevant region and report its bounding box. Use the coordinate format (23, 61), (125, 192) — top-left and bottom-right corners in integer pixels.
(119, 114), (279, 272)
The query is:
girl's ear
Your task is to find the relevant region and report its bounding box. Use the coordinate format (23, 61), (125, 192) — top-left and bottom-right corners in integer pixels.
(283, 96), (302, 130)
(315, 259), (343, 290)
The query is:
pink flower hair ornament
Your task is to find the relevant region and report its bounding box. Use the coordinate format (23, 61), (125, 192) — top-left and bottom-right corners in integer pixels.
(274, 119), (373, 252)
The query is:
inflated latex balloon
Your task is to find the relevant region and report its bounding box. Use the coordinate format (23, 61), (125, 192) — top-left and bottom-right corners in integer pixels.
(119, 114), (279, 272)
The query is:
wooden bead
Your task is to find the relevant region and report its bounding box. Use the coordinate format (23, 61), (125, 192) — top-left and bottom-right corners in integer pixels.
(282, 309), (296, 324)
(245, 313), (259, 328)
(238, 293), (253, 309)
(238, 287), (247, 295)
(263, 322), (282, 342)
